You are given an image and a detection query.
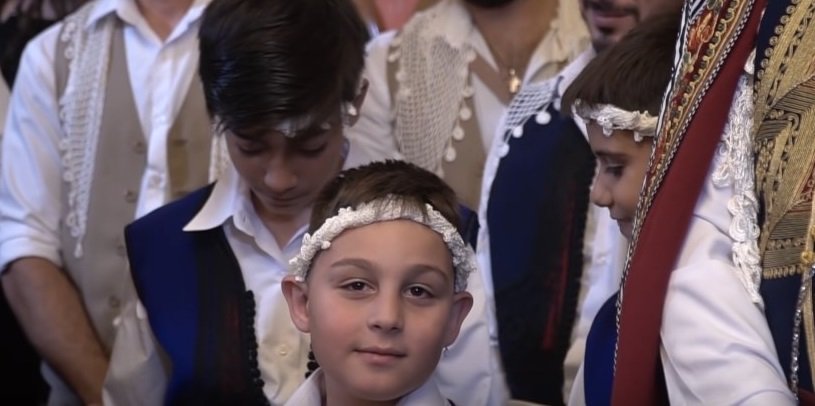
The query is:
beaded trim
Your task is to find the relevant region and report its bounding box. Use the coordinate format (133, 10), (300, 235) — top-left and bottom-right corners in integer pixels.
(289, 196), (475, 292)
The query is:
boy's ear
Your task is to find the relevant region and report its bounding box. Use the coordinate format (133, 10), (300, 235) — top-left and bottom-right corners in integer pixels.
(443, 291), (474, 347)
(346, 78), (369, 127)
(281, 275), (311, 333)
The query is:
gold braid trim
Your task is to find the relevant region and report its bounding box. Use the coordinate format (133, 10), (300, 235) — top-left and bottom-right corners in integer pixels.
(753, 0), (815, 390)
(625, 0), (754, 264)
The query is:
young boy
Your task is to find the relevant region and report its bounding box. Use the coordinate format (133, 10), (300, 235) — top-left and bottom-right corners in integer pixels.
(282, 160), (475, 405)
(562, 12), (792, 404)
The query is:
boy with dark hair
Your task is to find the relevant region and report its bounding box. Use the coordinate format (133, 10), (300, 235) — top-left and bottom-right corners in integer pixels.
(103, 0), (502, 404)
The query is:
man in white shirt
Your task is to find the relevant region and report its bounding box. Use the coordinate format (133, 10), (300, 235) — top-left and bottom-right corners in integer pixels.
(104, 0), (505, 404)
(0, 0), (216, 403)
(346, 0), (590, 211)
(477, 0), (682, 403)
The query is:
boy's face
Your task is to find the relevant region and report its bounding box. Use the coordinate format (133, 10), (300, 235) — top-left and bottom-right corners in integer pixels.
(283, 220), (472, 402)
(225, 119), (346, 226)
(587, 123), (653, 239)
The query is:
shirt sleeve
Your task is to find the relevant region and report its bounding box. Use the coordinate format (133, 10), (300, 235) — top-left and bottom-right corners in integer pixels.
(0, 24), (66, 272)
(103, 299), (169, 406)
(343, 31), (403, 168)
(660, 215), (795, 405)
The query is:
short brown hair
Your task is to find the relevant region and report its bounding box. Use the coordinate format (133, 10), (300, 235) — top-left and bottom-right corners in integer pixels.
(562, 12), (681, 117)
(309, 160), (460, 234)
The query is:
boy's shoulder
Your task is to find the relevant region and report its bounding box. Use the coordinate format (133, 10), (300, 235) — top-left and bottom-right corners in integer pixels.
(126, 183), (216, 239)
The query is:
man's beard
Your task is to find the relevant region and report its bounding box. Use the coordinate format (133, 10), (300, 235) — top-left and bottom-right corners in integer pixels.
(463, 0), (517, 8)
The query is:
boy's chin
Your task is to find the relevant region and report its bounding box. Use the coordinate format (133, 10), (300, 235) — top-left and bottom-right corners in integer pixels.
(618, 220), (633, 240)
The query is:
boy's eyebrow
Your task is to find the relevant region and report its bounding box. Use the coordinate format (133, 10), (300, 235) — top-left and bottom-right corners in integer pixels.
(405, 264), (453, 284)
(593, 150), (630, 161)
(329, 258), (453, 284)
(330, 257), (376, 272)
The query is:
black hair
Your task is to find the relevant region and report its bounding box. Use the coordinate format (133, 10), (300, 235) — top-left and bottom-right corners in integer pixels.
(562, 11), (681, 117)
(199, 0), (370, 139)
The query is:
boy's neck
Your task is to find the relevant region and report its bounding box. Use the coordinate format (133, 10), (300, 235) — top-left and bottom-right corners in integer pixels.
(136, 0), (195, 40)
(249, 193), (311, 248)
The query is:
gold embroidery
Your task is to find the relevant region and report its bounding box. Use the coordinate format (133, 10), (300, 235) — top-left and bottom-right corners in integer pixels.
(763, 265), (803, 279)
(753, 0), (815, 389)
(625, 0), (755, 261)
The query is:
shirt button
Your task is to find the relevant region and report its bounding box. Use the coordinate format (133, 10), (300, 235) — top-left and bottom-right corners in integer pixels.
(124, 189), (137, 203)
(133, 140), (146, 154)
(596, 253), (608, 266)
(148, 174), (163, 189)
(278, 345), (289, 357)
(116, 243), (126, 257)
(108, 296), (121, 309)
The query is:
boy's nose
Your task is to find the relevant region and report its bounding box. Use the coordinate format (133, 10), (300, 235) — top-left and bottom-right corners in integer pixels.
(264, 159), (298, 194)
(368, 293), (404, 333)
(590, 178), (613, 208)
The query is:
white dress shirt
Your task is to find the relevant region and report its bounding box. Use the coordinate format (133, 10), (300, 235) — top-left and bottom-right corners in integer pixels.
(0, 0), (209, 272)
(477, 49), (628, 400)
(105, 165), (508, 405)
(285, 369), (449, 406)
(345, 0), (588, 166)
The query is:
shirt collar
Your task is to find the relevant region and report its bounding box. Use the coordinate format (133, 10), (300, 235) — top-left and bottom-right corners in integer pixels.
(286, 369), (448, 406)
(85, 0), (212, 34)
(556, 47), (596, 99)
(184, 165), (243, 232)
(525, 0), (591, 83)
(184, 165), (309, 257)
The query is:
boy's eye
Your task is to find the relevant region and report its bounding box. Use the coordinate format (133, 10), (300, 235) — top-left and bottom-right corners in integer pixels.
(605, 165), (624, 178)
(236, 142), (266, 156)
(342, 280), (370, 292)
(297, 143), (328, 157)
(406, 285), (433, 299)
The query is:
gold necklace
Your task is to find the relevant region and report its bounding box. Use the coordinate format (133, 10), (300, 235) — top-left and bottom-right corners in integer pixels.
(507, 68), (522, 95)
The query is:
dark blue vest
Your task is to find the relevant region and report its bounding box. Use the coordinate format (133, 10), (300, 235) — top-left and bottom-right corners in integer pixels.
(487, 104), (595, 405)
(125, 185), (268, 405)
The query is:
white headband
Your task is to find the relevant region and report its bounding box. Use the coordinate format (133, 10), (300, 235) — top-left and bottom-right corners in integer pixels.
(268, 102), (359, 138)
(573, 100), (658, 142)
(289, 196), (475, 292)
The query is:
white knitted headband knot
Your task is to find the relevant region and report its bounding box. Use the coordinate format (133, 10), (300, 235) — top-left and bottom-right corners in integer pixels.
(573, 100), (658, 142)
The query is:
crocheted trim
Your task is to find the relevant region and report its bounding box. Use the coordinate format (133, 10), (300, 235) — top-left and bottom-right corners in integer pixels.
(289, 196), (475, 292)
(390, 1), (475, 175)
(573, 100), (657, 142)
(58, 4), (115, 257)
(710, 64), (762, 304)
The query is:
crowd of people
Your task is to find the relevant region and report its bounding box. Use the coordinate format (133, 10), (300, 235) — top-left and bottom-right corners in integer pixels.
(1, 0), (815, 405)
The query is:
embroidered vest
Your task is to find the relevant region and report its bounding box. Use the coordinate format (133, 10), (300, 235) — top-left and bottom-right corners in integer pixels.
(754, 0), (815, 399)
(53, 14), (211, 353)
(487, 104), (594, 405)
